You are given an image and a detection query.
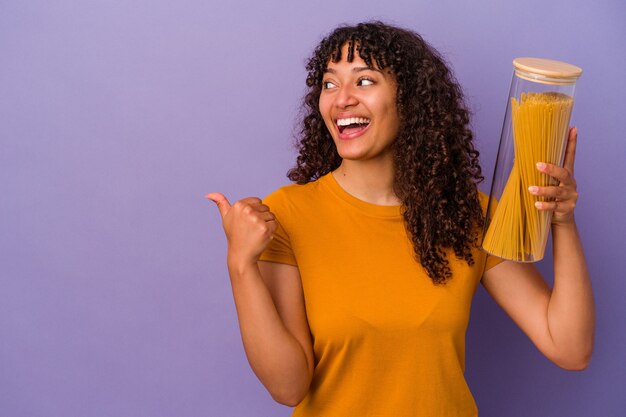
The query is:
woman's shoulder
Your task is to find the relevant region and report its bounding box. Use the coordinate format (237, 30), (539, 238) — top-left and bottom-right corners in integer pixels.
(262, 174), (329, 210)
(476, 188), (501, 218)
(476, 189), (494, 213)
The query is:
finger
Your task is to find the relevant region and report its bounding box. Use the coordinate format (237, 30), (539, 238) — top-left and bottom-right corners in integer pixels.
(252, 204), (271, 213)
(267, 218), (278, 235)
(534, 200), (575, 213)
(536, 162), (574, 185)
(259, 211), (276, 222)
(205, 192), (231, 218)
(239, 197), (263, 205)
(562, 127), (578, 175)
(528, 185), (577, 200)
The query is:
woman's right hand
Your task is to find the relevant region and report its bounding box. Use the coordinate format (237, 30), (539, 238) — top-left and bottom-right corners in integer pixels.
(206, 193), (277, 266)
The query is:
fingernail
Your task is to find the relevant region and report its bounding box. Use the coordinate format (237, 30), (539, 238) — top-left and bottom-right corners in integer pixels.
(536, 162), (546, 170)
(528, 186), (538, 193)
(535, 201), (542, 209)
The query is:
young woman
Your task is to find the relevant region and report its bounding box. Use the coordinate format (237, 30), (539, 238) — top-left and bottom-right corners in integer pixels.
(207, 21), (594, 417)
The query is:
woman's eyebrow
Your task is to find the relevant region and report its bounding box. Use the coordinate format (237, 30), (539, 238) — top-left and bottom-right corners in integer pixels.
(354, 66), (382, 73)
(324, 66), (382, 74)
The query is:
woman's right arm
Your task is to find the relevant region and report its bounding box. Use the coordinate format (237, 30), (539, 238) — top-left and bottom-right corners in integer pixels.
(207, 193), (314, 406)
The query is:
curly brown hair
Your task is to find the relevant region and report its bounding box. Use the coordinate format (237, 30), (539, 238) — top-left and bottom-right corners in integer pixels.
(287, 21), (485, 284)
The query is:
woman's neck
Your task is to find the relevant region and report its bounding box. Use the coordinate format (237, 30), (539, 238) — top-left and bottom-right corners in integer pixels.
(332, 157), (401, 206)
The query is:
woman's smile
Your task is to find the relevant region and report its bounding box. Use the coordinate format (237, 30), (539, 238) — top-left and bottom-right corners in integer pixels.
(336, 115), (371, 140)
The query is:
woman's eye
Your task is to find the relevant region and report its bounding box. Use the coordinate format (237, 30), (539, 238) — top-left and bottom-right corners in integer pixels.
(322, 81), (337, 89)
(358, 78), (374, 86)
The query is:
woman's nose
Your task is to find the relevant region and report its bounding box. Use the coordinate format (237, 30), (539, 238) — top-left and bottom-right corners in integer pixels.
(335, 85), (358, 109)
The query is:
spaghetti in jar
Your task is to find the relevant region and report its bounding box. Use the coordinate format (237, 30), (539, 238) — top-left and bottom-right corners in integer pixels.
(482, 57), (582, 262)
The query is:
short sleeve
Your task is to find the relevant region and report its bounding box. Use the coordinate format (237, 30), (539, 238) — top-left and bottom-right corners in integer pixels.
(484, 253), (505, 271)
(478, 190), (506, 272)
(258, 189), (298, 266)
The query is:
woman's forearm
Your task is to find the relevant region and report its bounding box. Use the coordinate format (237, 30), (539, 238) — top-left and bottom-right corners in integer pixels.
(227, 258), (312, 405)
(546, 220), (595, 369)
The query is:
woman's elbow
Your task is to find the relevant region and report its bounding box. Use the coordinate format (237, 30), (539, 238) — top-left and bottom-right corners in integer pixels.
(271, 387), (308, 407)
(272, 395), (304, 407)
(268, 376), (311, 407)
(553, 349), (593, 371)
(558, 359), (590, 371)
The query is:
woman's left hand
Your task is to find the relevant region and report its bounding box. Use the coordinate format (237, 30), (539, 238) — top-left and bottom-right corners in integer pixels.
(528, 127), (579, 225)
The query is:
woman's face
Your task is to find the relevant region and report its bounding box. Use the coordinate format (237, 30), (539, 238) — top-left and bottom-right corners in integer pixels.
(319, 44), (400, 163)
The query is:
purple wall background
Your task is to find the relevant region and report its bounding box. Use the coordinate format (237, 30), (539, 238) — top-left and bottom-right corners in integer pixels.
(1, 1), (624, 416)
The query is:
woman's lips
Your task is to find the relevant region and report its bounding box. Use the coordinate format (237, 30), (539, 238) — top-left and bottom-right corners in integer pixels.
(338, 123), (370, 140)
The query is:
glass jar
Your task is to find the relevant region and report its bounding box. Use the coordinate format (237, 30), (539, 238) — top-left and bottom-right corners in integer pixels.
(482, 58), (582, 262)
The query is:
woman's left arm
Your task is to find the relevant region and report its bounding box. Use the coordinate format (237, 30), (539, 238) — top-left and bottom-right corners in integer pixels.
(481, 127), (595, 370)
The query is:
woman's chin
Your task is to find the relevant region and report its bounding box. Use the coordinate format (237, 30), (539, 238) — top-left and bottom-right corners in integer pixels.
(336, 146), (392, 163)
(337, 150), (366, 161)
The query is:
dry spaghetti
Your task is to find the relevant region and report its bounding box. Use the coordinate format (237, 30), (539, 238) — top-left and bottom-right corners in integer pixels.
(482, 92), (573, 261)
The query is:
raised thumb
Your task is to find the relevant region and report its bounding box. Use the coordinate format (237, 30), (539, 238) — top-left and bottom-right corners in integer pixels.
(205, 192), (231, 218)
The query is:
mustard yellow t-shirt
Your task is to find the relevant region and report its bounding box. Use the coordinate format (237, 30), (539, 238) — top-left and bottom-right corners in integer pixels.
(259, 172), (504, 417)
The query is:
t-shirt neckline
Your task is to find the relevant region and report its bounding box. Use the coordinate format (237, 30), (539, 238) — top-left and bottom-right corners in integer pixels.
(321, 172), (404, 219)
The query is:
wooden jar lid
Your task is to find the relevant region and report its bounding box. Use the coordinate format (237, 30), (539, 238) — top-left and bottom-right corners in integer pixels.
(513, 57), (582, 85)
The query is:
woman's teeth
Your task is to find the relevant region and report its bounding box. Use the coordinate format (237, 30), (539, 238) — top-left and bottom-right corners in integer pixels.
(337, 117), (370, 127)
(337, 117), (370, 133)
